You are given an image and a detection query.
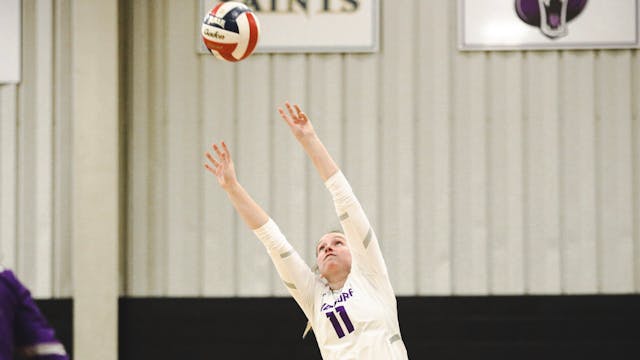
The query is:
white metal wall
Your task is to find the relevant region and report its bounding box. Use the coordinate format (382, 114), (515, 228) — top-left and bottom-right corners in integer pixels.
(124, 0), (640, 296)
(1, 0), (638, 298)
(0, 0), (72, 297)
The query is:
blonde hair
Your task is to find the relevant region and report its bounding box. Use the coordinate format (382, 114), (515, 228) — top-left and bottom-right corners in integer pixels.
(315, 229), (346, 256)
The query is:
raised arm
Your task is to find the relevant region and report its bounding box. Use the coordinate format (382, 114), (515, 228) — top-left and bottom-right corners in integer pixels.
(204, 140), (316, 317)
(278, 102), (338, 181)
(204, 141), (268, 230)
(278, 103), (392, 284)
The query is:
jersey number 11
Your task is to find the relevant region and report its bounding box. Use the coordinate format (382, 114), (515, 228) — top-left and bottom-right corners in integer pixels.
(325, 306), (354, 338)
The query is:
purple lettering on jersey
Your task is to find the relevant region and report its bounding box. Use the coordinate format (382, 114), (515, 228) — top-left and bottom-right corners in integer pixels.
(325, 311), (345, 338)
(320, 287), (354, 312)
(325, 306), (355, 339)
(335, 306), (354, 333)
(322, 287), (357, 338)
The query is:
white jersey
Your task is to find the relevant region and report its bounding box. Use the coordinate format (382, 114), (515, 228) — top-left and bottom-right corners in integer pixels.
(254, 171), (408, 360)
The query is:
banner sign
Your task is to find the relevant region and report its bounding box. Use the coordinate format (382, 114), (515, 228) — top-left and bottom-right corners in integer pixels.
(0, 0), (21, 83)
(199, 0), (379, 53)
(459, 0), (639, 50)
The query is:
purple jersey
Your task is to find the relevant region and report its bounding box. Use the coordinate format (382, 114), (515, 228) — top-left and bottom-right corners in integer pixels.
(0, 268), (68, 360)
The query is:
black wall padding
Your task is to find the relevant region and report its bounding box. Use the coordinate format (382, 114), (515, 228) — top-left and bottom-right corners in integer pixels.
(30, 299), (72, 359)
(35, 295), (640, 360)
(119, 297), (322, 359)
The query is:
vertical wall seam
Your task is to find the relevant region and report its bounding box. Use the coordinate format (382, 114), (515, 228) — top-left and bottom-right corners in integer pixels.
(160, 0), (170, 296)
(485, 52), (493, 294)
(630, 49), (638, 291)
(521, 51), (530, 294)
(412, 0), (419, 294)
(195, 2), (204, 295)
(231, 54), (239, 296)
(558, 51), (566, 294)
(51, 0), (59, 295)
(304, 53), (312, 263)
(268, 54), (275, 295)
(447, 0), (456, 295)
(146, 0), (155, 295)
(594, 50), (603, 293)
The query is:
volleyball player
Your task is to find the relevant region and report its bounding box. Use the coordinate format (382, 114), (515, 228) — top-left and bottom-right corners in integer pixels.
(204, 102), (408, 359)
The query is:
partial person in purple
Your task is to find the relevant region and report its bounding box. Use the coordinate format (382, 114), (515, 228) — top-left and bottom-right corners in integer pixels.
(0, 265), (69, 359)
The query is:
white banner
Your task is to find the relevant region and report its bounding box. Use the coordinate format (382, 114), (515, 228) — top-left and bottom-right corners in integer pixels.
(459, 0), (639, 50)
(199, 0), (379, 53)
(0, 0), (21, 83)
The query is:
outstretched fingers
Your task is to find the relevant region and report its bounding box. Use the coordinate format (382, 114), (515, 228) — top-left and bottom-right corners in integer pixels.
(278, 107), (295, 127)
(204, 150), (220, 174)
(205, 151), (219, 166)
(281, 101), (308, 126)
(213, 143), (226, 162)
(206, 151), (220, 167)
(285, 102), (299, 123)
(204, 162), (216, 175)
(204, 140), (230, 174)
(294, 104), (308, 123)
(221, 141), (231, 160)
(293, 104), (302, 117)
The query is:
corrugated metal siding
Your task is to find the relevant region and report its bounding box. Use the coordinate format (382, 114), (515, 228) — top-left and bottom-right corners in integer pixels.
(121, 0), (639, 296)
(0, 0), (638, 297)
(0, 85), (18, 277)
(0, 0), (72, 297)
(124, 0), (640, 296)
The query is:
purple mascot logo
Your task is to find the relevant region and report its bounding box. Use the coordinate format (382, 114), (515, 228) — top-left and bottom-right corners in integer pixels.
(515, 0), (588, 39)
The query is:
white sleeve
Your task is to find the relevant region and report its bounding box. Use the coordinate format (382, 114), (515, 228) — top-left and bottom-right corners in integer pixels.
(253, 218), (316, 318)
(324, 171), (390, 281)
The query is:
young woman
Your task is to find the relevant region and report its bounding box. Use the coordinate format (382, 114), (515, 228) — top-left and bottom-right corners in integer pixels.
(204, 102), (408, 359)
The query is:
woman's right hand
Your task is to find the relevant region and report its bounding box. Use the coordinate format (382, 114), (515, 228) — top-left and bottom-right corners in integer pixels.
(204, 141), (238, 190)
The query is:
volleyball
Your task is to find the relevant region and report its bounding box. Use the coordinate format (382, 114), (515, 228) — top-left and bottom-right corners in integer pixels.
(201, 1), (260, 62)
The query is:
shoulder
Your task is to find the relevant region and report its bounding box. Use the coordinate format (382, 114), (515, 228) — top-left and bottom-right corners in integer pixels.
(0, 268), (27, 293)
(0, 266), (15, 281)
(0, 268), (20, 306)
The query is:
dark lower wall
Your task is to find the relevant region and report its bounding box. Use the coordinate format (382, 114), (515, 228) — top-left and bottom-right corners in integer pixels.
(32, 299), (73, 358)
(400, 296), (640, 359)
(119, 297), (321, 359)
(35, 295), (640, 360)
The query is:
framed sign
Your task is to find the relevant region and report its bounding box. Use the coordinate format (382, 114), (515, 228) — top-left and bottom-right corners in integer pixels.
(0, 0), (21, 83)
(459, 0), (640, 51)
(199, 0), (379, 53)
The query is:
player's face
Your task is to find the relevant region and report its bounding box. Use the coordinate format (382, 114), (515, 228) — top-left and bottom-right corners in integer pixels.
(316, 233), (352, 276)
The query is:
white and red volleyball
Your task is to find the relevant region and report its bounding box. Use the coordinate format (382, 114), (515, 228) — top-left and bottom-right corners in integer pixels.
(201, 1), (260, 62)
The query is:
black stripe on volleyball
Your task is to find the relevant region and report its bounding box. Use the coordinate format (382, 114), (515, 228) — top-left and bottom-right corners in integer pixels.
(203, 8), (250, 34)
(221, 7), (250, 34)
(203, 14), (225, 30)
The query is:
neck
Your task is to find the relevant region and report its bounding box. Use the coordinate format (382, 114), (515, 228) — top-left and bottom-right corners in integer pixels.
(325, 274), (348, 291)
